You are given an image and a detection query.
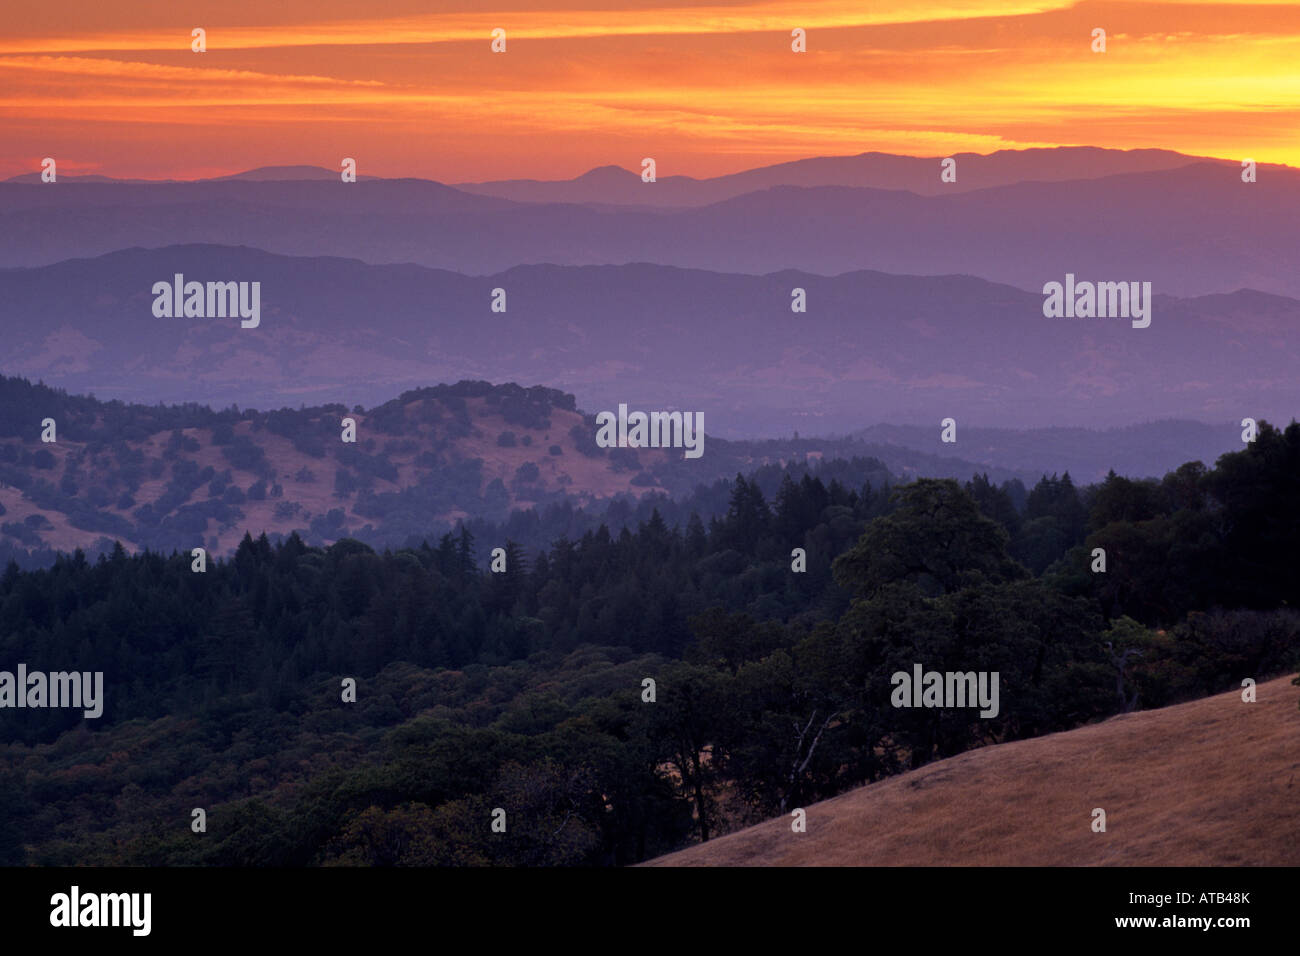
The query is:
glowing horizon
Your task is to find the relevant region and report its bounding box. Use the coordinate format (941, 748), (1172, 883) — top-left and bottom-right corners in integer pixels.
(3, 0), (1299, 181)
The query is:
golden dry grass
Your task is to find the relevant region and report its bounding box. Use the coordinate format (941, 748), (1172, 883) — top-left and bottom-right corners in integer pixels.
(0, 395), (685, 554)
(645, 673), (1300, 866)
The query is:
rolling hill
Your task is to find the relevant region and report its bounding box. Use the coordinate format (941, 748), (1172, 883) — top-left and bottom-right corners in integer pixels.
(646, 673), (1300, 866)
(3, 370), (1259, 566)
(0, 378), (709, 557)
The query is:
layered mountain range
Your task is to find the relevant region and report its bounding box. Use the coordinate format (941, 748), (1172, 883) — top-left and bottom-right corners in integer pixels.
(2, 149), (1296, 299)
(0, 245), (1293, 435)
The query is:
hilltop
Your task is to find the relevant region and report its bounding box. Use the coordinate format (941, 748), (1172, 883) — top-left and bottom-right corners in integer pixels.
(0, 375), (914, 561)
(0, 373), (1274, 565)
(0, 377), (702, 557)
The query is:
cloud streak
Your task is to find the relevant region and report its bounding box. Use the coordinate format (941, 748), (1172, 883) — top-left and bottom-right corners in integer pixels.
(3, 0), (1299, 179)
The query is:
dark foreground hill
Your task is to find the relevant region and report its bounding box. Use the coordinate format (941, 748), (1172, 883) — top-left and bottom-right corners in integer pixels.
(647, 674), (1300, 866)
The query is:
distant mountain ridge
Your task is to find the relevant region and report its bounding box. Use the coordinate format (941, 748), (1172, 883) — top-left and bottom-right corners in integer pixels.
(4, 160), (1297, 299)
(7, 147), (1255, 200)
(3, 165), (357, 184)
(852, 422), (1246, 482)
(453, 146), (1248, 205)
(0, 245), (1295, 436)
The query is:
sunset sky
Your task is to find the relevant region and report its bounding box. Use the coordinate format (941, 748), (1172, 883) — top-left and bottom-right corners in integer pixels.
(3, 0), (1300, 181)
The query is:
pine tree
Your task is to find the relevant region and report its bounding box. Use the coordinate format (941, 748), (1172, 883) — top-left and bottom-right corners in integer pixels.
(456, 525), (476, 577)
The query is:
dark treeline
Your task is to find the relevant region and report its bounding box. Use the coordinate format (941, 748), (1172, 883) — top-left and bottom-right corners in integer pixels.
(0, 422), (1297, 867)
(0, 374), (576, 445)
(430, 454), (895, 571)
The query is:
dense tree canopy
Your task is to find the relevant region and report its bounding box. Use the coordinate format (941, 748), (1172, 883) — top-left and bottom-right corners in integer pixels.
(1, 422), (1297, 866)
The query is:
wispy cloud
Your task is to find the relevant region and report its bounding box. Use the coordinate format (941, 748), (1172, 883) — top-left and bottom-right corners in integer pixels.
(3, 0), (1299, 179)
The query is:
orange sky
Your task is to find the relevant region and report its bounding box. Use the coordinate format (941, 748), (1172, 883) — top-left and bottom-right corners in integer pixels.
(3, 0), (1299, 181)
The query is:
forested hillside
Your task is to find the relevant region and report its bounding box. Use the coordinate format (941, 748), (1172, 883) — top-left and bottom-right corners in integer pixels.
(2, 420), (1296, 866)
(0, 375), (1038, 566)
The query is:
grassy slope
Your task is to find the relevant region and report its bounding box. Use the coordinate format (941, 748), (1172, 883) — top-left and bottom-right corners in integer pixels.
(646, 673), (1300, 866)
(0, 396), (679, 553)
